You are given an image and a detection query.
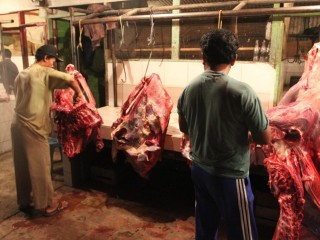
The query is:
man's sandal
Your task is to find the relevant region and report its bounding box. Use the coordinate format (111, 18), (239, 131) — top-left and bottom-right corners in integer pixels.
(42, 200), (69, 217)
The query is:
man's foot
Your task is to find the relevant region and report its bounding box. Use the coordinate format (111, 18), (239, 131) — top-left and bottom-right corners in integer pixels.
(42, 200), (69, 217)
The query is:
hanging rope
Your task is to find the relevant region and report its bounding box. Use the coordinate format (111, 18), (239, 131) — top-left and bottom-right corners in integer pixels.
(77, 19), (83, 50)
(144, 10), (155, 80)
(147, 10), (155, 46)
(119, 16), (125, 47)
(218, 10), (223, 29)
(234, 16), (238, 37)
(119, 16), (127, 83)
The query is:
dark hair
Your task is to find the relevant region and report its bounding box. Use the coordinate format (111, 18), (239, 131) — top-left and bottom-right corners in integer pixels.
(200, 28), (239, 68)
(1, 49), (12, 58)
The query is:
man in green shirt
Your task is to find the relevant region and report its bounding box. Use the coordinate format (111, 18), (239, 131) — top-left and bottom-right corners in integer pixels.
(177, 29), (271, 240)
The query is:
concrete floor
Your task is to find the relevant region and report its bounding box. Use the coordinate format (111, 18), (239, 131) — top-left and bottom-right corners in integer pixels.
(0, 150), (197, 240)
(0, 150), (318, 240)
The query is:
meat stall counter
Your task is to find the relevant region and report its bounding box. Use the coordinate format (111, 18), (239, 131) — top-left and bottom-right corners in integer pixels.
(64, 105), (267, 186)
(97, 106), (267, 174)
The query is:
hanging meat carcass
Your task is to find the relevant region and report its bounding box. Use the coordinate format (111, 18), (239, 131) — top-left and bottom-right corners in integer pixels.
(50, 64), (104, 158)
(111, 73), (173, 178)
(261, 43), (320, 239)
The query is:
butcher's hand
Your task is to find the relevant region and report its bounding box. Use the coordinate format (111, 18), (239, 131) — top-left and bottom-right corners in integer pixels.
(76, 91), (87, 102)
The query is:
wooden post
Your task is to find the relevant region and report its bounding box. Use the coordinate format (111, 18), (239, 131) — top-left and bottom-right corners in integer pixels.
(103, 35), (109, 106)
(270, 4), (284, 105)
(171, 0), (180, 60)
(18, 12), (29, 69)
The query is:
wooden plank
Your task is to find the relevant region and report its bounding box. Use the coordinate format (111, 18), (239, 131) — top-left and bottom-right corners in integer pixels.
(171, 0), (180, 60)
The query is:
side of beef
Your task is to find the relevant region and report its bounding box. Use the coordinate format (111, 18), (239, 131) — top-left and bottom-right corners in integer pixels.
(262, 43), (320, 239)
(50, 64), (104, 158)
(111, 73), (173, 178)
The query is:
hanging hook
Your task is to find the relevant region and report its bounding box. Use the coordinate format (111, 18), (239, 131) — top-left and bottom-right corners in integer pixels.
(218, 10), (223, 29)
(144, 10), (155, 80)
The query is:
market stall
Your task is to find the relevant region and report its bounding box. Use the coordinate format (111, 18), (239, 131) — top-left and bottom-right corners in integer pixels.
(1, 0), (320, 239)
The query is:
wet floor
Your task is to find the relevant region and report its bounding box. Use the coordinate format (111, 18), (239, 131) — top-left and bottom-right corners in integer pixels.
(0, 150), (196, 240)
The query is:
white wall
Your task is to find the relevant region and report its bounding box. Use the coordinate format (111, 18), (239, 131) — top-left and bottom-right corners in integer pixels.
(0, 56), (34, 153)
(0, 100), (15, 153)
(0, 58), (276, 153)
(107, 60), (276, 112)
(11, 56), (35, 71)
(0, 84), (14, 153)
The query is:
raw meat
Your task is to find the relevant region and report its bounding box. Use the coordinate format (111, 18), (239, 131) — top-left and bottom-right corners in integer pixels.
(50, 64), (104, 158)
(261, 43), (320, 239)
(111, 73), (173, 178)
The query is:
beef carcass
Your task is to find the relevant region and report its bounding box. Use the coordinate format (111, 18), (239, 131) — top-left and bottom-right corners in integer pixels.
(111, 73), (173, 178)
(261, 43), (320, 239)
(50, 64), (104, 158)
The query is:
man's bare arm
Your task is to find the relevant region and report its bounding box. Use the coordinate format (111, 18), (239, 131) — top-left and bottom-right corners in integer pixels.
(251, 126), (272, 145)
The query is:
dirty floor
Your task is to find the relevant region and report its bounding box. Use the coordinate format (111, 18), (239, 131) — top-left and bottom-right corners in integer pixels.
(0, 150), (318, 240)
(0, 150), (197, 240)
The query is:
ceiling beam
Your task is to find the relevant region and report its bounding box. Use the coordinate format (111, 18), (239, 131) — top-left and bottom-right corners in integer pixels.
(0, 0), (131, 14)
(47, 0), (131, 8)
(68, 0), (320, 23)
(71, 5), (320, 25)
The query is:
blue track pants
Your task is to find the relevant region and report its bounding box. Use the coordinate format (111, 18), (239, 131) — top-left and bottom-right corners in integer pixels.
(191, 163), (258, 240)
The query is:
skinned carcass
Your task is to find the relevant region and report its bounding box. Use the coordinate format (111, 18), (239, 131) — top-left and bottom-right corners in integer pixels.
(111, 73), (173, 178)
(261, 43), (320, 239)
(50, 64), (104, 158)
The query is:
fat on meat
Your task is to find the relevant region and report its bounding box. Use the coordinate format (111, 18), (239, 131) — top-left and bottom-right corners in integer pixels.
(261, 43), (320, 239)
(111, 73), (173, 178)
(50, 64), (104, 158)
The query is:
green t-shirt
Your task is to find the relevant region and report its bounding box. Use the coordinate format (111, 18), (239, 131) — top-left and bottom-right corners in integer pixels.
(177, 71), (269, 178)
